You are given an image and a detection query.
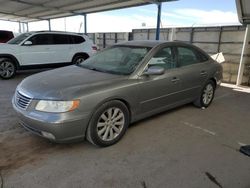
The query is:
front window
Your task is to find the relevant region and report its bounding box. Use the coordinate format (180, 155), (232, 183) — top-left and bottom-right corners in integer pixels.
(7, 33), (32, 45)
(79, 46), (151, 75)
(148, 47), (176, 69)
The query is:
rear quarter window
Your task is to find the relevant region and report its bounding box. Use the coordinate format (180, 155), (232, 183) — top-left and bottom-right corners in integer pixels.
(72, 35), (85, 44)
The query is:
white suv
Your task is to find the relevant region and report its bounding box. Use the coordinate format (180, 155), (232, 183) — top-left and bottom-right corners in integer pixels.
(0, 31), (97, 79)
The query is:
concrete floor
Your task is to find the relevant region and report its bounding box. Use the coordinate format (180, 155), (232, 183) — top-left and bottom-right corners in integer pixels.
(0, 70), (250, 188)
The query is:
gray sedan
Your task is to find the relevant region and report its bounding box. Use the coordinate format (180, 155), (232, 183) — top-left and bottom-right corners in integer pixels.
(12, 41), (222, 147)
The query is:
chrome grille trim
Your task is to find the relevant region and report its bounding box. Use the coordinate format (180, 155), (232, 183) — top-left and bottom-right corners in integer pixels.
(15, 91), (32, 110)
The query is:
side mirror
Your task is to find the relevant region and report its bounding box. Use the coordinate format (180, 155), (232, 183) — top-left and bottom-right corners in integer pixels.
(143, 66), (165, 76)
(23, 41), (32, 46)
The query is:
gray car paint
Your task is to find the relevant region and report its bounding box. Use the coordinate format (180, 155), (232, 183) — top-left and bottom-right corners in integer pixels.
(12, 41), (223, 142)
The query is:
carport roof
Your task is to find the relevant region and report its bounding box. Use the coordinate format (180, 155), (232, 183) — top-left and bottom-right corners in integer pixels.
(0, 0), (173, 22)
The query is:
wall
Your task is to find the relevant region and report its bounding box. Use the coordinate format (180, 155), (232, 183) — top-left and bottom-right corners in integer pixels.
(88, 32), (130, 49)
(89, 25), (250, 86)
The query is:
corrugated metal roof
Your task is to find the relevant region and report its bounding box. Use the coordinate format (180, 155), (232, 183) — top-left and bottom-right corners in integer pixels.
(236, 0), (250, 24)
(0, 0), (174, 22)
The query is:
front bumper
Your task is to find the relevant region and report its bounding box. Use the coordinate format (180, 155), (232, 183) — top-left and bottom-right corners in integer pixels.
(12, 98), (91, 143)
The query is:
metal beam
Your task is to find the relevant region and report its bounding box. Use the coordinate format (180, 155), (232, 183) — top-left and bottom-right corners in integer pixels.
(156, 2), (162, 40)
(237, 24), (250, 85)
(84, 14), (87, 34)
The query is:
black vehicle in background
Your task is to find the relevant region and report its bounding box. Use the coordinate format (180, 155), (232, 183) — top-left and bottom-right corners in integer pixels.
(0, 30), (14, 43)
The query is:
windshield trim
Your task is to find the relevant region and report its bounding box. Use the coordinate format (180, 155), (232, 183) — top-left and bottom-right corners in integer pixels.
(77, 64), (131, 75)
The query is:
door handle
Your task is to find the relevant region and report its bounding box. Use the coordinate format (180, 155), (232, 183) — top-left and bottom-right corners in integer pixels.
(171, 77), (180, 83)
(200, 71), (207, 76)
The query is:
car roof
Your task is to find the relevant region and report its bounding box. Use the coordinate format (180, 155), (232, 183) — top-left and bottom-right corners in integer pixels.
(24, 31), (88, 37)
(114, 40), (210, 58)
(115, 40), (193, 48)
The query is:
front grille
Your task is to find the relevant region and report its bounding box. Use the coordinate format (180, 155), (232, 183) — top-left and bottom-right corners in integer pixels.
(15, 91), (32, 110)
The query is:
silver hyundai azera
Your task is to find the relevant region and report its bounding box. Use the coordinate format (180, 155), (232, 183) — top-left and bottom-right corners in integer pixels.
(12, 41), (222, 147)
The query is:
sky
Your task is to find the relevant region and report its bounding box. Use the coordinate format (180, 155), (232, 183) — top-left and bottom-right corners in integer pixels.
(0, 0), (241, 33)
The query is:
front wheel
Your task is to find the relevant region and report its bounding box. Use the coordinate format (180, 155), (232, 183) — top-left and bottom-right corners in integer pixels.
(86, 100), (129, 147)
(0, 58), (16, 79)
(193, 80), (215, 108)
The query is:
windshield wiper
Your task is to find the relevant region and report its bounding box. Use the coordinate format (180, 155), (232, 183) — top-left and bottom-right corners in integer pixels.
(78, 64), (108, 73)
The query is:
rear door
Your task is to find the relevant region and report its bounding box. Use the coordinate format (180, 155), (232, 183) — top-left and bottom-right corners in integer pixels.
(51, 34), (74, 63)
(175, 46), (211, 101)
(138, 46), (184, 114)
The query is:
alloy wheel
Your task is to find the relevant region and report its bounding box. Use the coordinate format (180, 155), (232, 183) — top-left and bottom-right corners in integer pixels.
(0, 60), (15, 79)
(97, 107), (125, 141)
(202, 83), (214, 105)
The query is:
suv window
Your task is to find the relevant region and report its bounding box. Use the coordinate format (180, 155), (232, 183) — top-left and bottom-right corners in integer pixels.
(30, 34), (54, 45)
(72, 35), (85, 44)
(148, 47), (176, 69)
(53, 34), (71, 44)
(8, 33), (32, 45)
(177, 47), (200, 67)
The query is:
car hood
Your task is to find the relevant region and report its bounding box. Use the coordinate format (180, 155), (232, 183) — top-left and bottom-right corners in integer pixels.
(17, 65), (127, 100)
(0, 43), (18, 52)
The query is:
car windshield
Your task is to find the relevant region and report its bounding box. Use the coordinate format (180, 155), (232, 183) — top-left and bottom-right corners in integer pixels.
(7, 33), (32, 44)
(79, 46), (151, 75)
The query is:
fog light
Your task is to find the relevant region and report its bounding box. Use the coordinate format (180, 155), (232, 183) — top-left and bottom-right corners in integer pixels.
(41, 131), (55, 140)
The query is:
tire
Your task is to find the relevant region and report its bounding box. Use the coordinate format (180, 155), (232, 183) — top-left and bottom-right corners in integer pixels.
(0, 58), (16, 79)
(193, 80), (215, 108)
(86, 100), (130, 147)
(72, 55), (88, 65)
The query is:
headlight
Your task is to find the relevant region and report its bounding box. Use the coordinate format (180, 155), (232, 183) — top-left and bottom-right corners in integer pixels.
(35, 100), (80, 113)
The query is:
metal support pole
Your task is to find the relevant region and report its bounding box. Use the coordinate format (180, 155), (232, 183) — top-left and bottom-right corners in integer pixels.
(18, 21), (21, 33)
(48, 19), (51, 31)
(103, 33), (106, 48)
(156, 2), (162, 40)
(190, 28), (194, 44)
(84, 14), (87, 34)
(236, 25), (250, 86)
(217, 27), (222, 53)
(26, 23), (29, 32)
(22, 22), (25, 33)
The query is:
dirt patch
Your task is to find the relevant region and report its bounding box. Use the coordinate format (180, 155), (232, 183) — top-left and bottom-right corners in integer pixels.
(0, 132), (83, 172)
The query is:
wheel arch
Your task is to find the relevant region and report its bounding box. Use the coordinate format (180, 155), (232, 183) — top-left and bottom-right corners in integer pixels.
(95, 97), (132, 121)
(72, 52), (89, 62)
(86, 97), (132, 133)
(209, 77), (217, 89)
(0, 54), (20, 69)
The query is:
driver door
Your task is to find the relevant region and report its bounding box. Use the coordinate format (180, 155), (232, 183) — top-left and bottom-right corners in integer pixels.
(138, 46), (183, 114)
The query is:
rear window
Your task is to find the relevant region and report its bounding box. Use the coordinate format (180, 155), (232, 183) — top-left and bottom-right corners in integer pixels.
(53, 34), (71, 44)
(72, 35), (85, 44)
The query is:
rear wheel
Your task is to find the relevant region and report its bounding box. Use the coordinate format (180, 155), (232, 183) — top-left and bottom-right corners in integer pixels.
(72, 54), (88, 65)
(193, 80), (215, 108)
(86, 100), (129, 147)
(0, 58), (16, 79)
